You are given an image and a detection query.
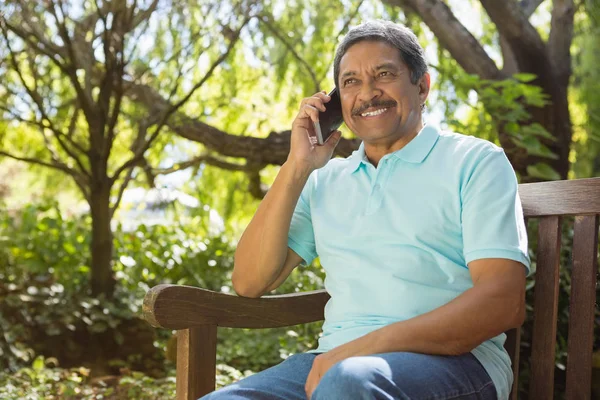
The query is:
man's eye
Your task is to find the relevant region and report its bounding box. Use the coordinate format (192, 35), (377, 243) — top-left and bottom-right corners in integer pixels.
(379, 71), (390, 77)
(344, 78), (356, 86)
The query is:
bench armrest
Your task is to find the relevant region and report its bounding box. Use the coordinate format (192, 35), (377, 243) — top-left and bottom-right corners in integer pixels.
(142, 284), (330, 330)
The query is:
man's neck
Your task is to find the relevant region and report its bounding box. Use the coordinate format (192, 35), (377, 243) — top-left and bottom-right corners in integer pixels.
(363, 121), (424, 168)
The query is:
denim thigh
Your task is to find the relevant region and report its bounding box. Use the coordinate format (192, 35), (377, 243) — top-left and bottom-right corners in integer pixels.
(200, 353), (317, 400)
(312, 352), (496, 400)
(200, 351), (496, 400)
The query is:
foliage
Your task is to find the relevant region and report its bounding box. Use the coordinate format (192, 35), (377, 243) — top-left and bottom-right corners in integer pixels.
(435, 52), (559, 180)
(0, 354), (261, 400)
(0, 201), (326, 377)
(0, 203), (92, 291)
(0, 356), (176, 400)
(570, 0), (600, 178)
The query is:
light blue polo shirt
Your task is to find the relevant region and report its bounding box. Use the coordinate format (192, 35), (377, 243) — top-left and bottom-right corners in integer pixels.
(287, 125), (530, 400)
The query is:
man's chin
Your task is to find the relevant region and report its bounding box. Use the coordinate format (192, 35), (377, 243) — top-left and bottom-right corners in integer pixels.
(352, 127), (396, 142)
(350, 118), (401, 139)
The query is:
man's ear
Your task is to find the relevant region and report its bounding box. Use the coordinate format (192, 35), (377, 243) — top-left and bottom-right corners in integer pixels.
(418, 72), (431, 104)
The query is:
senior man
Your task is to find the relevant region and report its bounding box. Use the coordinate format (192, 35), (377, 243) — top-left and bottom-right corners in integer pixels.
(202, 19), (529, 400)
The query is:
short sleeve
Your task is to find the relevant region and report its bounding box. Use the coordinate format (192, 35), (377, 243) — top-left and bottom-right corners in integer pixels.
(288, 175), (318, 266)
(461, 149), (531, 275)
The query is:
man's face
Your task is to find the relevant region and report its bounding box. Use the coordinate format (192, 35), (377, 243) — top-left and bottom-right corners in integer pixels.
(338, 40), (429, 143)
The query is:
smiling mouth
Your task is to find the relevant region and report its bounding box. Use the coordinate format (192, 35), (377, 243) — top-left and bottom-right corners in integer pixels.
(360, 107), (391, 118)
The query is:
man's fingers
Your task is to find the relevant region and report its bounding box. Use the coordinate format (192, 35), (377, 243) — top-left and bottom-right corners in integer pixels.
(313, 91), (331, 103)
(301, 97), (326, 112)
(301, 104), (320, 124)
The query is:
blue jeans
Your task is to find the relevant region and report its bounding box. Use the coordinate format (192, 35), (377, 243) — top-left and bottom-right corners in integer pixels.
(201, 352), (497, 400)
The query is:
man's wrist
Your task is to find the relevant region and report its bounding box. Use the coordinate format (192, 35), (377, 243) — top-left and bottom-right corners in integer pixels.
(363, 322), (406, 355)
(283, 158), (313, 181)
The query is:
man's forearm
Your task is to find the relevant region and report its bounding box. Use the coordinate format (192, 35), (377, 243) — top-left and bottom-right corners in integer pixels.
(341, 278), (524, 358)
(232, 160), (311, 296)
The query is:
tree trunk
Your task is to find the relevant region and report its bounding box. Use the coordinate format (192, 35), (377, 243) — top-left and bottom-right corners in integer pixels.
(546, 81), (572, 180)
(89, 181), (116, 297)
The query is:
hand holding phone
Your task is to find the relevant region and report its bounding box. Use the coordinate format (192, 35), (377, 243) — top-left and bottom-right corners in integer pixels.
(313, 88), (344, 145)
(289, 89), (343, 173)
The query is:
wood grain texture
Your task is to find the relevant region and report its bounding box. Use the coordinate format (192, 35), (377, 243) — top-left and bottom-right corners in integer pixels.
(504, 327), (521, 400)
(176, 326), (217, 400)
(529, 216), (562, 399)
(519, 178), (600, 217)
(143, 284), (330, 330)
(565, 215), (599, 400)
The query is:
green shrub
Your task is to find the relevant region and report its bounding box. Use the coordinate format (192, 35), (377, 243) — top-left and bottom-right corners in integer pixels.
(0, 201), (325, 377)
(0, 356), (177, 400)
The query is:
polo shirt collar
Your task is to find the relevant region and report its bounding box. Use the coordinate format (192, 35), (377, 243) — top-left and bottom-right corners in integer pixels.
(346, 125), (440, 173)
(346, 143), (369, 173)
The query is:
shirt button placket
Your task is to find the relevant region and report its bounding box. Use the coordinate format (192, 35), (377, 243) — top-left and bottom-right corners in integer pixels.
(366, 162), (386, 215)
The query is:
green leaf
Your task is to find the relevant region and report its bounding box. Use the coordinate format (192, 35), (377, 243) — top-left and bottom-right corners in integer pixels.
(513, 73), (537, 83)
(32, 356), (44, 372)
(522, 123), (555, 141)
(63, 242), (76, 254)
(512, 136), (558, 159)
(527, 163), (561, 181)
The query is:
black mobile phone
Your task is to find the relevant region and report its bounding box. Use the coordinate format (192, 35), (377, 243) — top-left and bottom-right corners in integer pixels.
(313, 88), (343, 145)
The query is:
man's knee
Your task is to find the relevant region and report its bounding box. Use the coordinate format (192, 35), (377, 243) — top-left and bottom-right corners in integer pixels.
(312, 357), (391, 400)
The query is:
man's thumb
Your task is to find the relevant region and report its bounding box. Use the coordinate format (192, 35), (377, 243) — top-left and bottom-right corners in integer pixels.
(326, 131), (342, 148)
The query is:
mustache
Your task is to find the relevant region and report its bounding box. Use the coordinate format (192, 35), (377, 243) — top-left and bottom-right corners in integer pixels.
(352, 100), (397, 116)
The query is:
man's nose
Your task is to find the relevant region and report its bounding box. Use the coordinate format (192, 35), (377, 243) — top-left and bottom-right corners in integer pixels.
(358, 81), (382, 104)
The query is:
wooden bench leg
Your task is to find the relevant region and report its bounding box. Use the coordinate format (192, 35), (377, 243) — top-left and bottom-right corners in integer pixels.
(177, 325), (217, 400)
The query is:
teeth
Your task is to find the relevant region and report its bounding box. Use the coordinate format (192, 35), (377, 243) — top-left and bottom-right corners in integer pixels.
(361, 108), (388, 117)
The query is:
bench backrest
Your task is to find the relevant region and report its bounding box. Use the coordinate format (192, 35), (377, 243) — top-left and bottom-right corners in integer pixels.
(506, 178), (600, 399)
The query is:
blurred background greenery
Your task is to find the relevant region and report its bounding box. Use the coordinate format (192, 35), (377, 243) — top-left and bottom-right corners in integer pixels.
(0, 0), (598, 399)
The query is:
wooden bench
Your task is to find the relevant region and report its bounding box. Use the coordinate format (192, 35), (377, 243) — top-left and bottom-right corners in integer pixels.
(143, 177), (600, 400)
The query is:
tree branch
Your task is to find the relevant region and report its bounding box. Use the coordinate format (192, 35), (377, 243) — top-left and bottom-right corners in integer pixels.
(45, 0), (96, 122)
(258, 13), (320, 93)
(125, 81), (361, 167)
(101, 3), (129, 162)
(2, 19), (74, 86)
(158, 19), (250, 122)
(154, 155), (268, 200)
(0, 21), (90, 177)
(383, 0), (504, 80)
(0, 105), (46, 130)
(131, 0), (159, 30)
(94, 0), (117, 140)
(479, 0), (549, 77)
(0, 150), (76, 177)
(112, 19), (250, 182)
(246, 169), (267, 199)
(110, 165), (136, 218)
(154, 155), (251, 175)
(521, 0), (546, 16)
(65, 105), (88, 155)
(11, 0), (66, 57)
(500, 0), (547, 74)
(548, 0), (575, 86)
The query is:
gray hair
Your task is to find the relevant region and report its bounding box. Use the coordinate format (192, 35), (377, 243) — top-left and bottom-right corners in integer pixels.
(333, 20), (428, 88)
